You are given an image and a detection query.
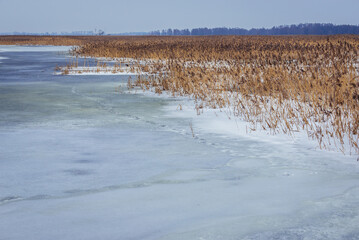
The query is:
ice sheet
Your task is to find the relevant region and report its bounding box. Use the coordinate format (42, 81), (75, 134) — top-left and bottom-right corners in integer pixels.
(0, 45), (72, 52)
(0, 46), (358, 240)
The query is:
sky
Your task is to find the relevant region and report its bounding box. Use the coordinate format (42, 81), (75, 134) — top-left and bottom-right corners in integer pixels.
(0, 0), (358, 33)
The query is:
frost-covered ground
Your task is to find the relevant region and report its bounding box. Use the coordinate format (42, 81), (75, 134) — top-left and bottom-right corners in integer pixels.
(0, 46), (358, 240)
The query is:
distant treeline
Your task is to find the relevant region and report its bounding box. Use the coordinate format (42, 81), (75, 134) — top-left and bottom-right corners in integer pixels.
(149, 23), (359, 36)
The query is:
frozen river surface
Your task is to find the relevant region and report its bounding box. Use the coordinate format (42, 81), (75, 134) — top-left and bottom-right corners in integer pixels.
(0, 46), (358, 240)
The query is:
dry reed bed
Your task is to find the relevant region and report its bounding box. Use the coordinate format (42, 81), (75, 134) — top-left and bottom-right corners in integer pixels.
(0, 35), (172, 46)
(72, 36), (359, 153)
(0, 36), (87, 46)
(3, 35), (358, 153)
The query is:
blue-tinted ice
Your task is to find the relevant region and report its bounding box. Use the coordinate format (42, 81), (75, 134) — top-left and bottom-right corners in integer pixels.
(0, 46), (358, 240)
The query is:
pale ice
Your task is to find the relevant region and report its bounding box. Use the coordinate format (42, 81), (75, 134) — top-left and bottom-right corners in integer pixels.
(0, 46), (358, 240)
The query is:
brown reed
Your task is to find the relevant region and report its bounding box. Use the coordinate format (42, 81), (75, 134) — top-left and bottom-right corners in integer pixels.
(3, 35), (358, 153)
(75, 35), (357, 154)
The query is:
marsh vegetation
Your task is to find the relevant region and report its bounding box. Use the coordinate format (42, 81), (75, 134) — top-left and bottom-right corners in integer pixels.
(2, 35), (358, 153)
(71, 35), (359, 154)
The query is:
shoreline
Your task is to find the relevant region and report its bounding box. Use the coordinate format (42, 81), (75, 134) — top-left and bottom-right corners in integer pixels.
(137, 88), (359, 160)
(2, 43), (358, 157)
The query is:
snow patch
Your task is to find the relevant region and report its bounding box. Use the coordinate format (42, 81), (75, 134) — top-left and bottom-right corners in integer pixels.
(54, 66), (143, 76)
(0, 56), (8, 64)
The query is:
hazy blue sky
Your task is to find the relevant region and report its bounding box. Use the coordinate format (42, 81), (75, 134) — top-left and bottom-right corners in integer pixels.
(0, 0), (358, 33)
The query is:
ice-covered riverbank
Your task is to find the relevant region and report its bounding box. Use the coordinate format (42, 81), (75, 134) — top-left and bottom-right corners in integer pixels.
(57, 53), (359, 155)
(0, 46), (358, 240)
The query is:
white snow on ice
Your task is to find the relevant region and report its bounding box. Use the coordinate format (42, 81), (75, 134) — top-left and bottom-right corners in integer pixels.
(54, 66), (143, 76)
